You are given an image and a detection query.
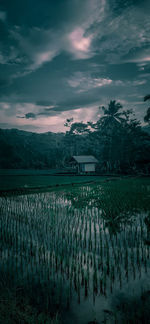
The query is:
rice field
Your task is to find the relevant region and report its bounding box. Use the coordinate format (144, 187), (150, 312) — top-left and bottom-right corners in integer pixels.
(0, 171), (103, 191)
(0, 178), (150, 323)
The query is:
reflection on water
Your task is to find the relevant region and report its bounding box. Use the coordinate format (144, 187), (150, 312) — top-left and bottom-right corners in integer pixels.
(0, 180), (150, 323)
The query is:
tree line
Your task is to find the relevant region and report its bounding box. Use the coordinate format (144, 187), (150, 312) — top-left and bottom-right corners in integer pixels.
(0, 96), (150, 173)
(64, 97), (150, 174)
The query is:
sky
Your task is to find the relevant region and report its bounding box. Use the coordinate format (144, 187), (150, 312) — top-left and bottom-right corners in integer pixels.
(0, 0), (150, 133)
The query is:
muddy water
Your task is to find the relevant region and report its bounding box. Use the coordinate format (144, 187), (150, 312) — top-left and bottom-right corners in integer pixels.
(62, 269), (150, 324)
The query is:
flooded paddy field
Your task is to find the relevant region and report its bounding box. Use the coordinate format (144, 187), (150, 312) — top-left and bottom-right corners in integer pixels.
(0, 178), (150, 323)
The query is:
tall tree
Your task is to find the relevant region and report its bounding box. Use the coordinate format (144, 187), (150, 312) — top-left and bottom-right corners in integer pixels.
(144, 94), (150, 124)
(96, 100), (124, 171)
(64, 119), (91, 157)
(100, 100), (123, 125)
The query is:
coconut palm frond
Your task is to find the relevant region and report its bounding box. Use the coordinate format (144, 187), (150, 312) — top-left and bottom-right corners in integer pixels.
(144, 94), (150, 102)
(101, 106), (109, 115)
(107, 101), (122, 115)
(144, 107), (150, 122)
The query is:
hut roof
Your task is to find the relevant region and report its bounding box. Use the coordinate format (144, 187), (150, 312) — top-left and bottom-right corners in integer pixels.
(72, 155), (98, 164)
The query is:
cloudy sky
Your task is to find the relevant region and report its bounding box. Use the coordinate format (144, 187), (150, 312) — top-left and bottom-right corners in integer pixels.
(0, 0), (150, 133)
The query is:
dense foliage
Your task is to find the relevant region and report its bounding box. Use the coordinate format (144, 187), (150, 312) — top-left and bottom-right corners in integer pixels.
(64, 100), (150, 173)
(0, 100), (150, 173)
(0, 129), (65, 169)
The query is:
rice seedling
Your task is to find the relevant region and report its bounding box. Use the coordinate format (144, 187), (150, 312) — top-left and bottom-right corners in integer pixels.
(0, 178), (150, 322)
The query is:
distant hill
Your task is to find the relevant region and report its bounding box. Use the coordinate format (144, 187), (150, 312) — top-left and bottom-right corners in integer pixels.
(1, 125), (150, 170)
(0, 128), (65, 169)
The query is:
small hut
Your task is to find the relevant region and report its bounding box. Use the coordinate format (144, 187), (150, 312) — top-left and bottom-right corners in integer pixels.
(70, 155), (98, 173)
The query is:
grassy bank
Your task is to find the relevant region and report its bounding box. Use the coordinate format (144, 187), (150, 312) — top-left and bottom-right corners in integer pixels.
(0, 169), (112, 192)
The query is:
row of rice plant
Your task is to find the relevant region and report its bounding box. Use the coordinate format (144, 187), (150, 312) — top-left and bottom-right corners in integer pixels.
(0, 178), (150, 312)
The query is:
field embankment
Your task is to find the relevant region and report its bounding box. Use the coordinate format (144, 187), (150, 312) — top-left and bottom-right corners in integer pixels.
(0, 169), (122, 194)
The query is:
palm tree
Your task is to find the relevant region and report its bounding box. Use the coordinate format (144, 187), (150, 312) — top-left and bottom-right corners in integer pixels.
(101, 100), (123, 126)
(144, 94), (150, 124)
(99, 100), (124, 171)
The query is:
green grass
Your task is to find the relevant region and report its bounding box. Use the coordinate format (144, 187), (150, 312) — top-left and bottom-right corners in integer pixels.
(0, 174), (102, 191)
(0, 169), (58, 176)
(0, 169), (108, 191)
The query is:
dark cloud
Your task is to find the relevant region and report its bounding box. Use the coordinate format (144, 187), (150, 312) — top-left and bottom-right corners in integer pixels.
(0, 78), (11, 89)
(17, 112), (36, 119)
(0, 0), (150, 132)
(36, 100), (54, 107)
(0, 0), (70, 28)
(25, 112), (36, 119)
(109, 0), (148, 15)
